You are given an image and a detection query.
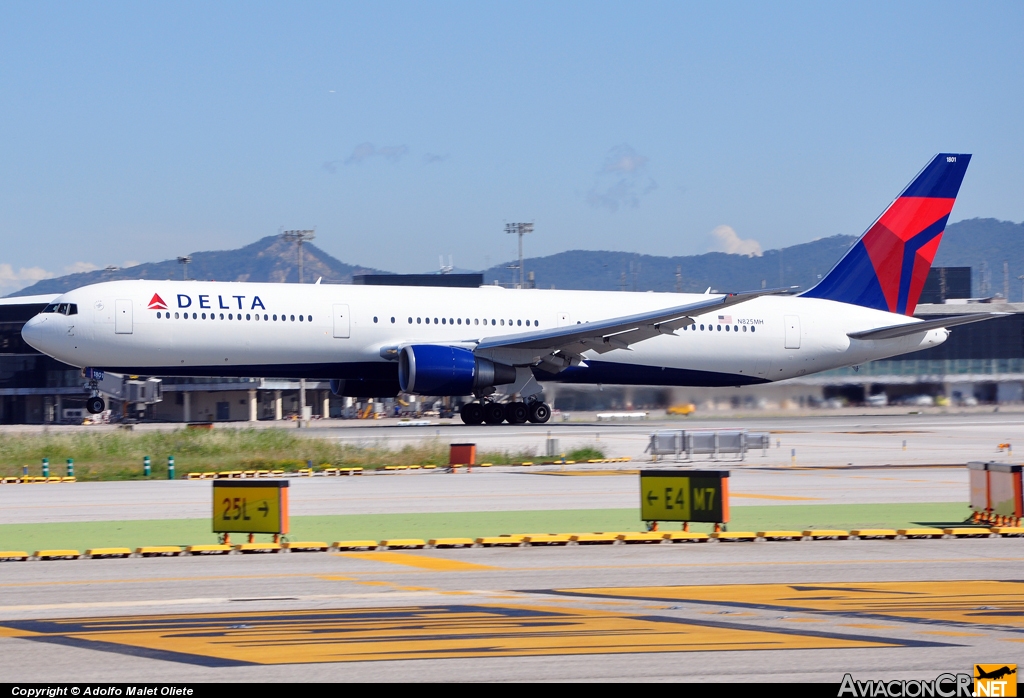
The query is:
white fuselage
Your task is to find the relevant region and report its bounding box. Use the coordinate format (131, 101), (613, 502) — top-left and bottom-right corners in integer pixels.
(21, 280), (947, 388)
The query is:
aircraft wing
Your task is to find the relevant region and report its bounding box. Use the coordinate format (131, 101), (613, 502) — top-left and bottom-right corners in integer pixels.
(473, 289), (786, 371)
(847, 312), (1006, 341)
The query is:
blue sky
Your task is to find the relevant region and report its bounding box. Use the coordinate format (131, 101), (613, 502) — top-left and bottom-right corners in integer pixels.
(1, 1), (1022, 292)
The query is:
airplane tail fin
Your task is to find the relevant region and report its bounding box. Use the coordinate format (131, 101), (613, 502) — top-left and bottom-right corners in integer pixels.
(801, 153), (971, 315)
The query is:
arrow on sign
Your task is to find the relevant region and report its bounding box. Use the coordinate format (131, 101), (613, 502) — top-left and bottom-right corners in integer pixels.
(258, 502), (269, 516)
(646, 490), (658, 506)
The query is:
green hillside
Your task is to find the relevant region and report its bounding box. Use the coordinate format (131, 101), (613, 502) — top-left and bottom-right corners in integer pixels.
(10, 236), (387, 297)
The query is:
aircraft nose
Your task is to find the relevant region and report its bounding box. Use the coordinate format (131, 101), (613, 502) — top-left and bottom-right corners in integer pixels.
(21, 315), (53, 353)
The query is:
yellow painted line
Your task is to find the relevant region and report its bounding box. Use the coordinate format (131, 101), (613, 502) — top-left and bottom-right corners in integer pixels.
(0, 602), (900, 665)
(507, 556), (1024, 574)
(560, 580), (1024, 629)
(339, 551), (498, 572)
(731, 493), (822, 501)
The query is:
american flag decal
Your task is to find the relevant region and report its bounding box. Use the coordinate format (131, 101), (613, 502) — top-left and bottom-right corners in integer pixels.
(718, 315), (732, 323)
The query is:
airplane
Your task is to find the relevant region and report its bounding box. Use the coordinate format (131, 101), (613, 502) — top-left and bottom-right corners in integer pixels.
(975, 666), (1016, 681)
(22, 153), (1002, 425)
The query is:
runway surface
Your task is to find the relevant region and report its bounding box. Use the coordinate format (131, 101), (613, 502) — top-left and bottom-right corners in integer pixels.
(302, 411), (1024, 466)
(1, 412), (1019, 682)
(1, 539), (1021, 682)
(0, 466), (966, 524)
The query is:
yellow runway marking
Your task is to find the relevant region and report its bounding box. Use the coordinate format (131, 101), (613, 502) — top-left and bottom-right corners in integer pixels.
(511, 556), (1024, 574)
(4, 557), (1022, 590)
(559, 581), (1024, 630)
(0, 603), (908, 666)
(340, 551), (498, 572)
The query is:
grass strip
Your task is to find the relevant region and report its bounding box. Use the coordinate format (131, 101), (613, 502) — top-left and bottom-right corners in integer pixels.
(0, 502), (971, 551)
(0, 428), (605, 480)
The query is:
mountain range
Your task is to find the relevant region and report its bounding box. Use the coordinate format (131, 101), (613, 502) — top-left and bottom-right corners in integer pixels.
(11, 218), (1024, 301)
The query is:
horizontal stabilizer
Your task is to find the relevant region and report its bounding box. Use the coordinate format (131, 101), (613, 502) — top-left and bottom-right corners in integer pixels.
(847, 312), (1005, 340)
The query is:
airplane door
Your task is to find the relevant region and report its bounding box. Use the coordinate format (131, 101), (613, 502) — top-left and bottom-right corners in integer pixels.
(557, 312), (571, 327)
(784, 315), (801, 349)
(332, 304), (351, 338)
(115, 300), (133, 334)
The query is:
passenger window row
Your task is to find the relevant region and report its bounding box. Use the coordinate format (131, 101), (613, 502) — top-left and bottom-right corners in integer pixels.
(374, 316), (539, 327)
(155, 311), (311, 322)
(687, 323), (756, 333)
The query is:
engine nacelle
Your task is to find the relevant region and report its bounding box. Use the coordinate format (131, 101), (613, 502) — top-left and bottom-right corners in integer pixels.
(398, 345), (516, 396)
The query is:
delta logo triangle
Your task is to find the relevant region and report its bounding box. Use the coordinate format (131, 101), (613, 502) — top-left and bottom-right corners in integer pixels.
(148, 293), (167, 310)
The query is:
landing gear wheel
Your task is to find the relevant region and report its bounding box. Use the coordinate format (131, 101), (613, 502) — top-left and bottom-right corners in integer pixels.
(528, 402), (551, 424)
(504, 401), (529, 424)
(86, 396), (105, 414)
(483, 402), (506, 425)
(460, 402), (484, 425)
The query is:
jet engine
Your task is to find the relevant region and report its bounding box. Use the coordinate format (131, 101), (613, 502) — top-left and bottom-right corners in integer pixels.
(398, 345), (516, 396)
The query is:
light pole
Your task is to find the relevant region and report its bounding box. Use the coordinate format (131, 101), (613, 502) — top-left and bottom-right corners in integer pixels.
(504, 223), (533, 289)
(281, 230), (315, 424)
(281, 230), (316, 283)
(176, 256), (192, 280)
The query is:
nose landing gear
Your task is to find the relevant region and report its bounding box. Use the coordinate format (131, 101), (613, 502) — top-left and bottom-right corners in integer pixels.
(86, 396), (106, 414)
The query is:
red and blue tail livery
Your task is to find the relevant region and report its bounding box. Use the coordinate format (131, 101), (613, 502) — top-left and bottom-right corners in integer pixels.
(803, 153), (971, 316)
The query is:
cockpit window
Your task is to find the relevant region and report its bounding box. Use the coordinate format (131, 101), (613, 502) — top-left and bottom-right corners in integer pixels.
(42, 303), (77, 315)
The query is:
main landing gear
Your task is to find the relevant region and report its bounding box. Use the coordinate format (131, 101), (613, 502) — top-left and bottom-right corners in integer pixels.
(459, 400), (551, 425)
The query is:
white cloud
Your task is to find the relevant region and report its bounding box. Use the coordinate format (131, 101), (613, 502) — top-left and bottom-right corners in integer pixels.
(0, 264), (53, 293)
(64, 261), (99, 274)
(601, 148), (648, 174)
(586, 145), (658, 212)
(323, 143), (411, 172)
(423, 153), (448, 164)
(375, 145), (409, 162)
(709, 225), (763, 257)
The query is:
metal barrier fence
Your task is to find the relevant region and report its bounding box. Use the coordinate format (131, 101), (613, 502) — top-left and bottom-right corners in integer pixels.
(646, 430), (770, 462)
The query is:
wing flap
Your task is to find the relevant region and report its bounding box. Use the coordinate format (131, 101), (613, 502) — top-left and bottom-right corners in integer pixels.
(474, 288), (785, 365)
